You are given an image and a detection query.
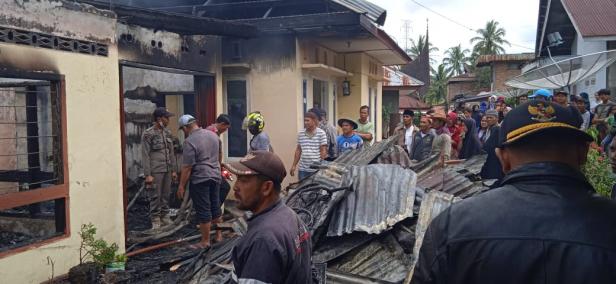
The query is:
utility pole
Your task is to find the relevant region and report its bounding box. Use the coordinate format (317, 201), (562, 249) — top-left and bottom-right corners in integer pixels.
(401, 20), (412, 52)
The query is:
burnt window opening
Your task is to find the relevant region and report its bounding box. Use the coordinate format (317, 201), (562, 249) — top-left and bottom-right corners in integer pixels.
(0, 198), (65, 254)
(0, 76), (67, 256)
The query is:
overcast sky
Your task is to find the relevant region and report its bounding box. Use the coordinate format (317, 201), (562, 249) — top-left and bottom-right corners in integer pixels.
(367, 0), (539, 63)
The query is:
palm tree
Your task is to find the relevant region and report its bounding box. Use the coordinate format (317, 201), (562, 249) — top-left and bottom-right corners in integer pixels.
(406, 35), (439, 63)
(443, 45), (471, 76)
(425, 64), (451, 104)
(470, 20), (510, 56)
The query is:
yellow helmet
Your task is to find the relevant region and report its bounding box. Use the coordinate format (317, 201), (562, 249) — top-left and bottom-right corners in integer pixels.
(242, 111), (265, 132)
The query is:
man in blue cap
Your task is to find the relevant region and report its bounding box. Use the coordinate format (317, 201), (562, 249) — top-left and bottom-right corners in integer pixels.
(528, 89), (552, 101)
(413, 101), (616, 283)
(177, 114), (221, 249)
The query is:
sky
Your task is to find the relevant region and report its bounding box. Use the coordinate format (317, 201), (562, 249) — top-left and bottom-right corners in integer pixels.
(366, 0), (540, 64)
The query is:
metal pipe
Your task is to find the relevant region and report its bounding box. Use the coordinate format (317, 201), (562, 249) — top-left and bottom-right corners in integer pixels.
(127, 185), (145, 211)
(326, 270), (392, 284)
(126, 234), (201, 257)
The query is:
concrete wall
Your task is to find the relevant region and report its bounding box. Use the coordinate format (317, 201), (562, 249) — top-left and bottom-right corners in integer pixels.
(0, 2), (123, 283)
(223, 35), (302, 184)
(492, 62), (523, 92)
(447, 80), (486, 101)
(573, 34), (608, 109)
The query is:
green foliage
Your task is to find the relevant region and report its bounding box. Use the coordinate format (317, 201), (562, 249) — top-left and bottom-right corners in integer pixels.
(470, 20), (511, 56)
(587, 127), (600, 144)
(443, 45), (471, 76)
(406, 34), (439, 64)
(426, 64), (451, 105)
(78, 223), (125, 268)
(583, 148), (614, 198)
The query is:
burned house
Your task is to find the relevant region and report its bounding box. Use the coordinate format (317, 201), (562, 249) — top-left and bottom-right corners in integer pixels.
(118, 0), (412, 183)
(0, 1), (254, 282)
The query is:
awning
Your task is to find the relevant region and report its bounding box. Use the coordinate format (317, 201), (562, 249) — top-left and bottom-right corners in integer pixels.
(302, 64), (354, 77)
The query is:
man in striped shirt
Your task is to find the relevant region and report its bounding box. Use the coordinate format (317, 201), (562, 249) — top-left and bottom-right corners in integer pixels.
(290, 112), (328, 180)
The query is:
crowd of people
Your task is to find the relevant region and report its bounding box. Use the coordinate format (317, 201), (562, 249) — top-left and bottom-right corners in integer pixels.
(137, 87), (616, 283)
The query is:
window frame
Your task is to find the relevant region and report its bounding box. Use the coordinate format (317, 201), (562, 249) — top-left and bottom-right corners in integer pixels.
(223, 76), (249, 159)
(0, 70), (70, 259)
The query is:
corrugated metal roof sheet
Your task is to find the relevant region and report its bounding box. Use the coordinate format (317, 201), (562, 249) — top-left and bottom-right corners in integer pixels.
(377, 145), (414, 168)
(408, 191), (458, 280)
(327, 233), (413, 283)
(331, 0), (387, 25)
(327, 165), (418, 236)
(563, 0), (616, 37)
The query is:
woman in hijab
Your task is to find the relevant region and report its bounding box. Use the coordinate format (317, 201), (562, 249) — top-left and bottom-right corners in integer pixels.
(460, 118), (484, 159)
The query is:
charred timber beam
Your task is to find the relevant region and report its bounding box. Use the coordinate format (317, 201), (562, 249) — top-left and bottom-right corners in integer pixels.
(239, 11), (359, 33)
(80, 1), (258, 37)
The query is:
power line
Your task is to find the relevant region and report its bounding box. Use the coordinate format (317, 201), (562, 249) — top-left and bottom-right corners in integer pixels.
(410, 0), (474, 32)
(409, 0), (535, 51)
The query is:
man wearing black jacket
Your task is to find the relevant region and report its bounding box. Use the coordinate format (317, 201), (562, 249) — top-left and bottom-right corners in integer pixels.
(225, 151), (312, 284)
(479, 110), (504, 180)
(413, 101), (616, 284)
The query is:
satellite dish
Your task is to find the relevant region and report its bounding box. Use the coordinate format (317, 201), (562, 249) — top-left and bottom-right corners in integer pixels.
(505, 50), (616, 90)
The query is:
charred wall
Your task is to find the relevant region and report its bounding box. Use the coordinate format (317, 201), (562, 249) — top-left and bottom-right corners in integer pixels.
(118, 23), (219, 73)
(222, 35), (297, 73)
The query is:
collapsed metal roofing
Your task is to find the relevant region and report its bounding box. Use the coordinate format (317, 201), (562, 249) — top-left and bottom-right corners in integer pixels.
(180, 136), (489, 283)
(327, 164), (418, 236)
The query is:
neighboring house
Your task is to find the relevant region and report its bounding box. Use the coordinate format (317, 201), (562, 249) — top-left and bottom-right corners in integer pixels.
(447, 73), (489, 102)
(0, 1), (252, 282)
(476, 53), (535, 93)
(383, 66), (425, 137)
(141, 0), (412, 180)
(535, 0), (616, 107)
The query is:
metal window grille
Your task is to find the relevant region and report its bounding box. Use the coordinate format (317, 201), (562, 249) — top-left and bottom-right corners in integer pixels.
(0, 80), (63, 195)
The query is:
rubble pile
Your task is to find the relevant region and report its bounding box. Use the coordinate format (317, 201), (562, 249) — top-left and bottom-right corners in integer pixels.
(181, 136), (490, 284)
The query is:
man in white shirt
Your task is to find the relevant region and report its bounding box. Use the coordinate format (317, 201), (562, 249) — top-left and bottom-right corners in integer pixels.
(394, 110), (417, 156)
(290, 112), (328, 180)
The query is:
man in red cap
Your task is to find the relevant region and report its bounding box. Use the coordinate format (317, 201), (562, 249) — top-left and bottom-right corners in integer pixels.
(225, 151), (312, 284)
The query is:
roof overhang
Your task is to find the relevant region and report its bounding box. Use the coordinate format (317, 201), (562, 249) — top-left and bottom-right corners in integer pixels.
(302, 63), (354, 77)
(242, 12), (410, 65)
(80, 0), (258, 37)
(384, 85), (422, 91)
(312, 15), (411, 65)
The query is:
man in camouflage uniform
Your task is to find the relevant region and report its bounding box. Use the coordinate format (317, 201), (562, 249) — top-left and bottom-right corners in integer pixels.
(141, 107), (178, 229)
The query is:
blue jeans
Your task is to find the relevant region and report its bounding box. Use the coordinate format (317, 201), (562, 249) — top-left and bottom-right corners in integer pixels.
(298, 170), (314, 180)
(602, 134), (614, 153)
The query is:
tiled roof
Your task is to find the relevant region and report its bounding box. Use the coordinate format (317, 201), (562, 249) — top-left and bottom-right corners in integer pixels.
(476, 53), (535, 67)
(563, 0), (616, 37)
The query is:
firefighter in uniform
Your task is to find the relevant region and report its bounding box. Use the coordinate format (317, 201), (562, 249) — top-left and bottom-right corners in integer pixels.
(141, 107), (178, 229)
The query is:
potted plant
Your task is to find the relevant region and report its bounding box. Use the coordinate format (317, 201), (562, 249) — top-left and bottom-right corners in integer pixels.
(69, 223), (126, 283)
(106, 254), (127, 273)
